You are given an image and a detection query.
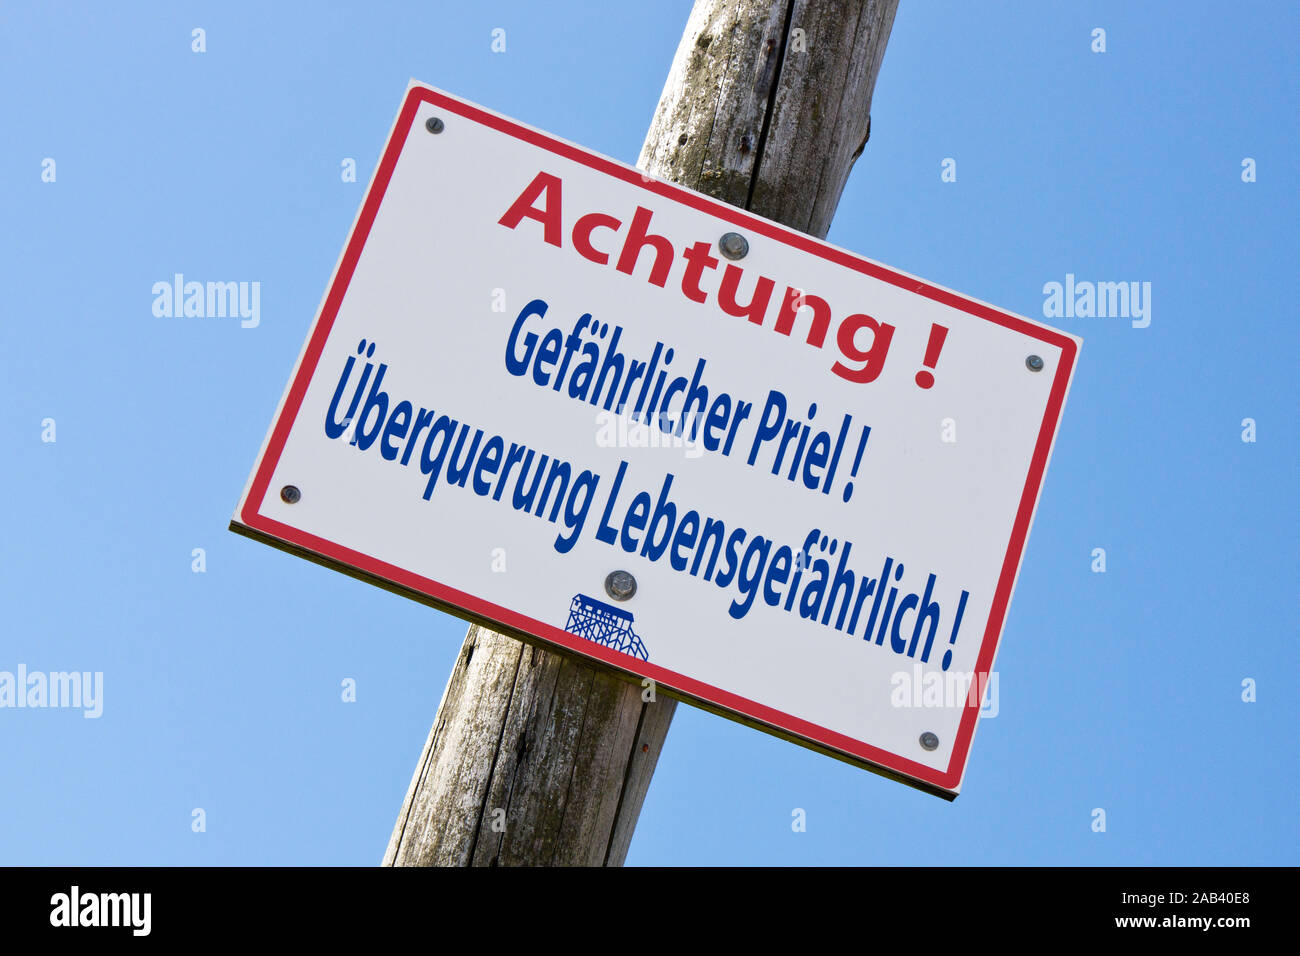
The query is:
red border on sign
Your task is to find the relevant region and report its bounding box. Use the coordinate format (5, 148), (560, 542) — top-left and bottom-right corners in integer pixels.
(239, 86), (1078, 793)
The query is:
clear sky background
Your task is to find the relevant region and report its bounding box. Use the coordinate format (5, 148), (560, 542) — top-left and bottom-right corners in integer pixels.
(1, 0), (1296, 866)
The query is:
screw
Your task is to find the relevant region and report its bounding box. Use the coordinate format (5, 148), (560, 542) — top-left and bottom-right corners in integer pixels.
(919, 732), (939, 751)
(1025, 354), (1044, 372)
(425, 116), (445, 134)
(280, 485), (301, 504)
(718, 232), (749, 260)
(604, 570), (637, 602)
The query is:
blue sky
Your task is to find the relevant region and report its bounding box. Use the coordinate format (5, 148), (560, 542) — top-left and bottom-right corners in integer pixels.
(1, 0), (1296, 865)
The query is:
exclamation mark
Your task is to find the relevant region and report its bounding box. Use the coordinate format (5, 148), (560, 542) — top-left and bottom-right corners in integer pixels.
(940, 589), (970, 670)
(914, 323), (949, 389)
(841, 425), (871, 502)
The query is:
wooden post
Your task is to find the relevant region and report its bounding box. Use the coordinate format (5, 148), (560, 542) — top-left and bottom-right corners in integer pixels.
(383, 0), (899, 867)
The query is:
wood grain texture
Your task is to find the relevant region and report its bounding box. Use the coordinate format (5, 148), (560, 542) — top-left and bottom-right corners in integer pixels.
(639, 0), (898, 237)
(384, 0), (897, 867)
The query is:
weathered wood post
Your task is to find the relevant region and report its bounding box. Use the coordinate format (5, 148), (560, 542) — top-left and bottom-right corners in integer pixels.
(384, 0), (898, 867)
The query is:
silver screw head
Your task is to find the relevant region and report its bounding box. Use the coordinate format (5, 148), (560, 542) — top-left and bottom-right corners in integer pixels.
(1025, 354), (1044, 372)
(919, 731), (939, 751)
(425, 116), (445, 134)
(280, 484), (301, 504)
(604, 570), (637, 602)
(718, 232), (749, 260)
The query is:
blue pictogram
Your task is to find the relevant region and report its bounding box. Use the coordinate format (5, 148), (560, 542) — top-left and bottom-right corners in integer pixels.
(564, 594), (649, 661)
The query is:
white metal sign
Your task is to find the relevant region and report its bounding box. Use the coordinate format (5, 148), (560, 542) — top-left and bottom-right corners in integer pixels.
(232, 82), (1080, 796)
